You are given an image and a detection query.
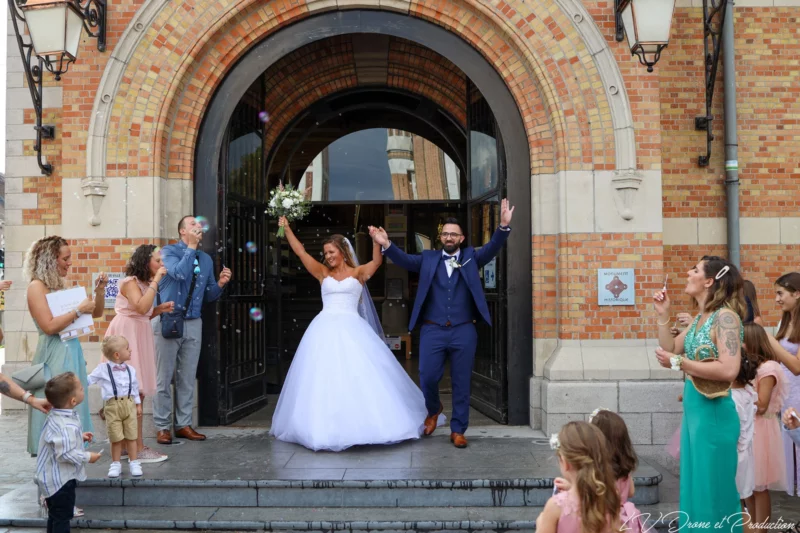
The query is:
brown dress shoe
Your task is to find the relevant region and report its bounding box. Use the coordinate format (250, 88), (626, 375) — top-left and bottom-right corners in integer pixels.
(423, 404), (444, 436)
(156, 430), (172, 445)
(175, 426), (206, 441)
(450, 432), (468, 448)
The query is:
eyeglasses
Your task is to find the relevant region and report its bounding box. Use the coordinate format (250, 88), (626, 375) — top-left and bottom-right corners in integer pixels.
(440, 232), (462, 239)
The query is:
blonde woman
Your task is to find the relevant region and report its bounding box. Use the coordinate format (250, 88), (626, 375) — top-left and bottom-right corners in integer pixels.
(24, 236), (106, 455)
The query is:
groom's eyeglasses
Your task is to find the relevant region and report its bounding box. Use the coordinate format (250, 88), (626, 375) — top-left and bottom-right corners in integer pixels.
(440, 232), (462, 239)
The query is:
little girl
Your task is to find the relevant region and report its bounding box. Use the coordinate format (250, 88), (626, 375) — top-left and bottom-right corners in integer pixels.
(731, 349), (757, 504)
(537, 421), (621, 533)
(743, 323), (788, 533)
(555, 409), (643, 533)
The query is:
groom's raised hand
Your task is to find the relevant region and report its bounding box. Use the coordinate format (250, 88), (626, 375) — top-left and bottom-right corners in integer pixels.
(369, 226), (390, 247)
(500, 198), (515, 226)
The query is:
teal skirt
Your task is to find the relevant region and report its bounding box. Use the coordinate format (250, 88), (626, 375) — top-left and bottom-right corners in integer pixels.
(27, 334), (94, 455)
(679, 379), (742, 533)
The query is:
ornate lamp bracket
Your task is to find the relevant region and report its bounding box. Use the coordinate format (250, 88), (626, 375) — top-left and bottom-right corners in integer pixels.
(611, 170), (643, 221)
(8, 0), (107, 176)
(8, 1), (54, 176)
(81, 178), (109, 226)
(694, 0), (728, 167)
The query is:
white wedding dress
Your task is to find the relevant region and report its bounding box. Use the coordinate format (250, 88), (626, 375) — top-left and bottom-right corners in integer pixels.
(269, 276), (432, 452)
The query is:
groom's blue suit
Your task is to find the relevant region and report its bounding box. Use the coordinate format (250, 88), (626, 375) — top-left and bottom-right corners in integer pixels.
(383, 226), (511, 434)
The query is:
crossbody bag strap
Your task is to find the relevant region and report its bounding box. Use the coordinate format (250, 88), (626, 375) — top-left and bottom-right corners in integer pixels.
(181, 253), (200, 318)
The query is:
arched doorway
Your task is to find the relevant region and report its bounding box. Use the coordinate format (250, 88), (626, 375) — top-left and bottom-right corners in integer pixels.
(195, 10), (532, 427)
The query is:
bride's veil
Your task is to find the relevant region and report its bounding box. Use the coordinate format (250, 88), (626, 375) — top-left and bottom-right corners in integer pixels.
(344, 238), (385, 339)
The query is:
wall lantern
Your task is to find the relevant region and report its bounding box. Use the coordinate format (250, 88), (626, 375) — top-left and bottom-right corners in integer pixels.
(615, 0), (676, 73)
(615, 0), (728, 166)
(8, 0), (107, 176)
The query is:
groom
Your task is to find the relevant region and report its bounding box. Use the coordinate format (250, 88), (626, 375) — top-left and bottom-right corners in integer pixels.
(370, 199), (514, 448)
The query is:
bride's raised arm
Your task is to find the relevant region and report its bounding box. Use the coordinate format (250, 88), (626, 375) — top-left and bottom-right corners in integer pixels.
(279, 216), (328, 281)
(356, 239), (383, 284)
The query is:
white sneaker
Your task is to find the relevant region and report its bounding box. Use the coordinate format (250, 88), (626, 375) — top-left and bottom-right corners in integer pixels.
(108, 461), (122, 478)
(129, 460), (143, 477)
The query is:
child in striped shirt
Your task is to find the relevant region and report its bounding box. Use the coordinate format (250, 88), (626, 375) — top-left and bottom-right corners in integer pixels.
(35, 373), (101, 533)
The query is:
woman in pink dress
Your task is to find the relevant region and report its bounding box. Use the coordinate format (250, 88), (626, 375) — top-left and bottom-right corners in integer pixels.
(105, 244), (174, 463)
(765, 273), (800, 497)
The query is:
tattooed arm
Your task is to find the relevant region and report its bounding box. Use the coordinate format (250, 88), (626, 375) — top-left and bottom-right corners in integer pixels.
(0, 373), (52, 413)
(679, 309), (741, 382)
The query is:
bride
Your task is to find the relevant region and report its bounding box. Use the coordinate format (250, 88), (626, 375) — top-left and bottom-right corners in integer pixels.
(269, 216), (436, 451)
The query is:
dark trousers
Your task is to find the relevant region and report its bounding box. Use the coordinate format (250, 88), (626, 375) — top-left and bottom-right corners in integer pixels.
(418, 322), (478, 434)
(45, 479), (76, 533)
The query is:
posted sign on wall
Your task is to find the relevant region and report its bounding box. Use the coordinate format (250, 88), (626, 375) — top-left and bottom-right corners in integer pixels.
(597, 269), (635, 306)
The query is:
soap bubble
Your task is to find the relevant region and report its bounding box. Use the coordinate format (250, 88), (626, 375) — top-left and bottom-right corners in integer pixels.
(249, 307), (264, 321)
(246, 242), (258, 253)
(195, 215), (210, 233)
(258, 111), (270, 123)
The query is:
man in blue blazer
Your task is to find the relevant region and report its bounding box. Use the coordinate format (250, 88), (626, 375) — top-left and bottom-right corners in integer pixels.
(369, 199), (514, 448)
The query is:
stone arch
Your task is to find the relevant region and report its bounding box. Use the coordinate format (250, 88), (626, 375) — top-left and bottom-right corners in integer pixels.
(85, 0), (637, 189)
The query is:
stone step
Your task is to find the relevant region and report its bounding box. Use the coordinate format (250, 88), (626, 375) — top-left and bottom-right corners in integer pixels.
(1, 504), (677, 532)
(76, 470), (662, 508)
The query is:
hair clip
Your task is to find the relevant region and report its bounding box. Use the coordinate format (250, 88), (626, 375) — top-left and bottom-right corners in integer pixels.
(714, 265), (730, 280)
(549, 433), (561, 451)
(588, 407), (609, 423)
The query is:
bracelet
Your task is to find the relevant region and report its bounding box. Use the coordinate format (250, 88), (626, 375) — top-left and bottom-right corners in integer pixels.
(22, 391), (32, 404)
(670, 355), (684, 371)
(147, 285), (156, 293)
(657, 317), (672, 326)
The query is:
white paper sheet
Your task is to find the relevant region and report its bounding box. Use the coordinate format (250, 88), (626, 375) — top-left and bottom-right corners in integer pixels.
(46, 287), (95, 341)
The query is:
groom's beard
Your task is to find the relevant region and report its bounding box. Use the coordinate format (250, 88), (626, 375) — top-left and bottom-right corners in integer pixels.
(442, 242), (460, 255)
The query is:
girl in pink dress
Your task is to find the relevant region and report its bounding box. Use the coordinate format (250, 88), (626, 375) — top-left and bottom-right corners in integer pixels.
(537, 422), (623, 533)
(554, 410), (643, 533)
(105, 245), (175, 463)
(743, 323), (788, 532)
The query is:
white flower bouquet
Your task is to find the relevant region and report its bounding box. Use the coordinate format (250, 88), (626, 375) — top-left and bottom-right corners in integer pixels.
(265, 184), (311, 238)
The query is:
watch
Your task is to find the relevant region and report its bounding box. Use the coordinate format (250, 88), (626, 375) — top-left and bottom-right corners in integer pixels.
(22, 391), (32, 404)
(499, 224), (511, 231)
(74, 308), (82, 318)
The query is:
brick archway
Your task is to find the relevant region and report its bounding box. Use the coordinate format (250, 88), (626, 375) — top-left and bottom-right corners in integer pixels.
(85, 0), (637, 188)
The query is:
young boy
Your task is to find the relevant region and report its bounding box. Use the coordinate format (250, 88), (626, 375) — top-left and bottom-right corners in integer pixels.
(88, 336), (143, 478)
(35, 372), (102, 533)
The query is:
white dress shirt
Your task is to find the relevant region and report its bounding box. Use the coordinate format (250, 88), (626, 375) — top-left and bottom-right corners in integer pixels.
(87, 362), (141, 404)
(442, 250), (460, 278)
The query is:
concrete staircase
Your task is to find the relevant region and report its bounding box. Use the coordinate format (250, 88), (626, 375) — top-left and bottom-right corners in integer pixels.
(0, 431), (670, 531)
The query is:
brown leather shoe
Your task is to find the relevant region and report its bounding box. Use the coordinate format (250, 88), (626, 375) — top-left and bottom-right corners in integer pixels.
(423, 404), (444, 436)
(156, 430), (172, 445)
(175, 426), (206, 441)
(450, 432), (468, 448)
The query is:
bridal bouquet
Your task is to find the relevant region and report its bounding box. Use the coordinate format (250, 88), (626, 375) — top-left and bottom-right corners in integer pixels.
(266, 184), (311, 238)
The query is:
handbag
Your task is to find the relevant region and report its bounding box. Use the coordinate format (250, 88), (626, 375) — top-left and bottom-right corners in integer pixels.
(11, 363), (52, 391)
(159, 253), (199, 339)
(688, 343), (732, 399)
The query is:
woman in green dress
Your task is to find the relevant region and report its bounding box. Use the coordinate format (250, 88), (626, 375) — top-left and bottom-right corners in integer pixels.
(653, 255), (746, 533)
(24, 236), (107, 455)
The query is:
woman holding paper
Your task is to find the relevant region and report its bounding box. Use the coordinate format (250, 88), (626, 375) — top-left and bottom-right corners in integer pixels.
(24, 235), (106, 455)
